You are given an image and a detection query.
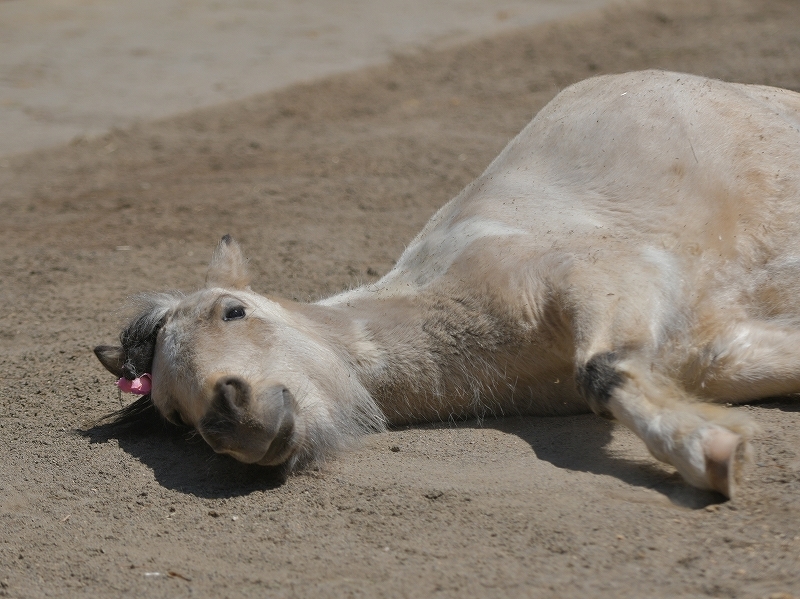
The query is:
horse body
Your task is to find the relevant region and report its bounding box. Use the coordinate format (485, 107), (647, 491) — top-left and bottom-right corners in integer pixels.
(95, 71), (800, 497)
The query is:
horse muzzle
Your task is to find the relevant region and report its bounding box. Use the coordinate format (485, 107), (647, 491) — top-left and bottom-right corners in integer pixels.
(198, 376), (296, 465)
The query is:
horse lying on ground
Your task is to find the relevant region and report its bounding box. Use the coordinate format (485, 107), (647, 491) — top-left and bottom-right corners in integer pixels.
(94, 70), (800, 498)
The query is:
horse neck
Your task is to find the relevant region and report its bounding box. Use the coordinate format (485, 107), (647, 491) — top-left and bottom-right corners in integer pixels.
(292, 287), (510, 423)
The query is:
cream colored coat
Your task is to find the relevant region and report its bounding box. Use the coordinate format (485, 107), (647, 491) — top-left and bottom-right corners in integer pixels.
(96, 71), (800, 498)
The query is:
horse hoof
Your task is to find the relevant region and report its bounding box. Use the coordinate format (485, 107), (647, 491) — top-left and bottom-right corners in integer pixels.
(703, 428), (748, 498)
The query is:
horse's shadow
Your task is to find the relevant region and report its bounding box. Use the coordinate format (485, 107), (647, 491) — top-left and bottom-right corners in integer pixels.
(475, 415), (725, 509)
(84, 397), (800, 506)
(749, 396), (800, 413)
(83, 423), (287, 499)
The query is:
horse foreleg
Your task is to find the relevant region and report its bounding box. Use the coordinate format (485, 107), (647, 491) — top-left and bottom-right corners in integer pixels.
(577, 353), (757, 498)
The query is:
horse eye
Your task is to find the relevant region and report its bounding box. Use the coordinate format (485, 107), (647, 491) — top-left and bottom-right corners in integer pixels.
(223, 306), (246, 321)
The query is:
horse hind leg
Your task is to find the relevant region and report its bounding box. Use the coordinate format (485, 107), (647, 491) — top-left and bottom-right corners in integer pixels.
(577, 352), (757, 498)
(693, 318), (800, 402)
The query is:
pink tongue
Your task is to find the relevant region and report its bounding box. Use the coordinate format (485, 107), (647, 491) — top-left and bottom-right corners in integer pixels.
(117, 373), (152, 395)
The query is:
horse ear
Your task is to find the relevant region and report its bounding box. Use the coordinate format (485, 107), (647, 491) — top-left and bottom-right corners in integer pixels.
(206, 235), (251, 289)
(94, 345), (126, 377)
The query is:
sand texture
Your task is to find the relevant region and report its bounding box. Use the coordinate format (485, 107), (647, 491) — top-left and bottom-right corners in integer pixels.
(1, 0), (799, 597)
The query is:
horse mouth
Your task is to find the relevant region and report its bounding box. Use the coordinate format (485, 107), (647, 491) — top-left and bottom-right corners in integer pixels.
(201, 424), (295, 466)
(256, 416), (295, 466)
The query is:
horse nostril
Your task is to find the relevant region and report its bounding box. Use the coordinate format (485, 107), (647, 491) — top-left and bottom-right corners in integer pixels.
(215, 376), (251, 409)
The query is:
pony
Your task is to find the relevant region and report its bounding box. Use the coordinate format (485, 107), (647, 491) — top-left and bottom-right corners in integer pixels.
(95, 70), (800, 498)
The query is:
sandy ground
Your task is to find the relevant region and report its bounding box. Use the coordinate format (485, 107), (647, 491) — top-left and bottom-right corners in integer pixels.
(0, 0), (608, 157)
(1, 0), (800, 597)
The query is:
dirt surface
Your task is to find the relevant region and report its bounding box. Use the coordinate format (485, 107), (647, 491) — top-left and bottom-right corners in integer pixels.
(1, 0), (800, 597)
(0, 0), (609, 157)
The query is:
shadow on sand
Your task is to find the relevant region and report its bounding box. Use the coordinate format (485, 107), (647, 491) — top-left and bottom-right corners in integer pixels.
(470, 413), (727, 509)
(749, 396), (800, 413)
(83, 421), (287, 499)
(83, 394), (800, 507)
